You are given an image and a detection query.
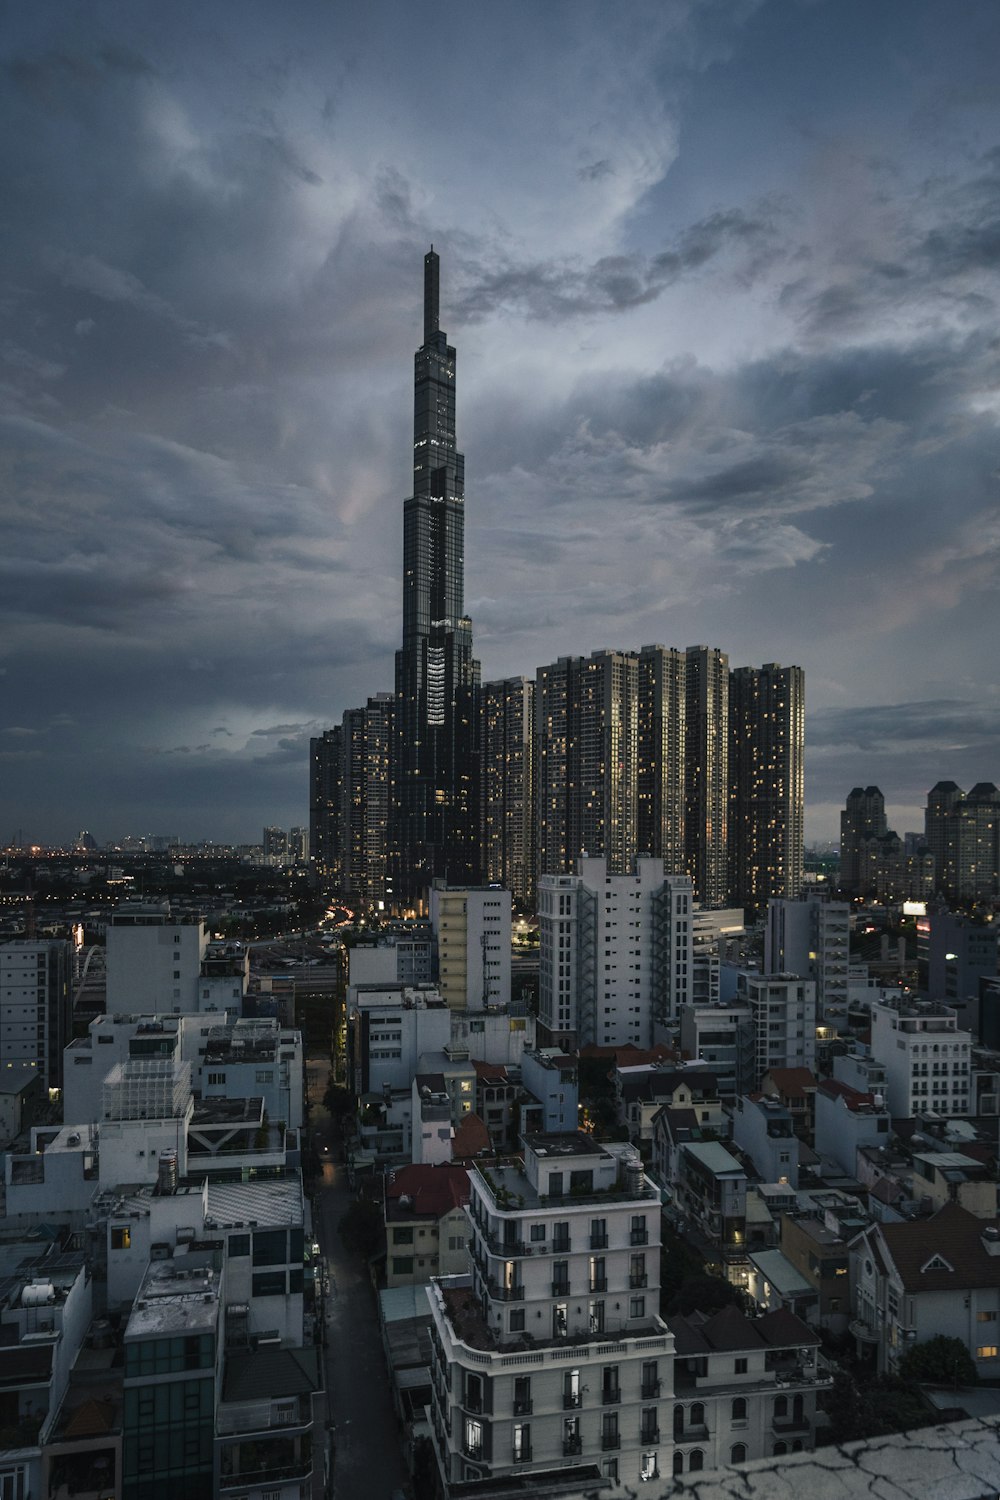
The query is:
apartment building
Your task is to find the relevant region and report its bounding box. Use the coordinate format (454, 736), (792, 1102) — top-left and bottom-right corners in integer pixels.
(869, 997), (972, 1117)
(428, 1131), (668, 1490)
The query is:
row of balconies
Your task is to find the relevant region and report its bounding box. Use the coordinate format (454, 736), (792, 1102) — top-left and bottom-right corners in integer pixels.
(460, 1426), (660, 1462)
(477, 1223), (650, 1257)
(458, 1381), (663, 1419)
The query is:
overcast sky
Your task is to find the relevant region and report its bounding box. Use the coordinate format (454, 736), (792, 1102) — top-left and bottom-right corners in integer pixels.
(2, 0), (999, 848)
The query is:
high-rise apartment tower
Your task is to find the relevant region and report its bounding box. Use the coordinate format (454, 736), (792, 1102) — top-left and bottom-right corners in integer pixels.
(393, 250), (481, 908)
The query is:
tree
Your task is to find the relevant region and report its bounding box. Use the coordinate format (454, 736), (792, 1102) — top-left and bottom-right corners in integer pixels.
(666, 1273), (748, 1318)
(337, 1196), (383, 1260)
(898, 1335), (978, 1388)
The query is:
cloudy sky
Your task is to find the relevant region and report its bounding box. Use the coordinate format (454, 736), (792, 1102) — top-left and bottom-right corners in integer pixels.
(2, 0), (999, 848)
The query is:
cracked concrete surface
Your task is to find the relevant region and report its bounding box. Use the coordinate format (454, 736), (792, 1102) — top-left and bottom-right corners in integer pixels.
(641, 1418), (1000, 1500)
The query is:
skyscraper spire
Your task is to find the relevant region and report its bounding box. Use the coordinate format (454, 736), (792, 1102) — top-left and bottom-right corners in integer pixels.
(392, 249), (481, 910)
(423, 246), (440, 344)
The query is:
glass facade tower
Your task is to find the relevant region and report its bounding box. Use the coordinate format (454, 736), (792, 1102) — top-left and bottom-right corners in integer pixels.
(392, 249), (480, 907)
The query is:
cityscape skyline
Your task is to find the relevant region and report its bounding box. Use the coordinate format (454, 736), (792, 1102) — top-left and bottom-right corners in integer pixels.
(2, 1), (1000, 847)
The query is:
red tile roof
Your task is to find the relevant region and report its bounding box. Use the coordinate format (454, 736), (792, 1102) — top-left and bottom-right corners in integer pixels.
(451, 1112), (492, 1160)
(818, 1078), (878, 1111)
(385, 1162), (470, 1220)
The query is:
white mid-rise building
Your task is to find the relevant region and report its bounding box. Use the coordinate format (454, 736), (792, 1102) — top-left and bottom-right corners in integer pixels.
(765, 895), (850, 1019)
(105, 909), (208, 1013)
(429, 1131), (669, 1490)
(538, 858), (693, 1050)
(737, 971), (817, 1090)
(430, 883), (512, 1010)
(0, 937), (73, 1091)
(869, 997), (972, 1116)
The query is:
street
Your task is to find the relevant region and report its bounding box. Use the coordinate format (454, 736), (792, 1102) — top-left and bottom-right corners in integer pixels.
(312, 1118), (409, 1499)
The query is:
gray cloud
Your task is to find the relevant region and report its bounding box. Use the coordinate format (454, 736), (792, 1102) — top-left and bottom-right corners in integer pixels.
(0, 0), (998, 845)
(454, 207), (777, 321)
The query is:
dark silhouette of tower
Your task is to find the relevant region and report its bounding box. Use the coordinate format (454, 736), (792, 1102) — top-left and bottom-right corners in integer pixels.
(391, 250), (480, 909)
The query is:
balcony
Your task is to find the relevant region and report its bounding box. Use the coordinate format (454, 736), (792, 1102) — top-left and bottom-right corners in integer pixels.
(552, 1239), (571, 1255)
(563, 1392), (582, 1410)
(640, 1381), (661, 1400)
(219, 1458), (312, 1490)
(590, 1233), (609, 1249)
(640, 1427), (660, 1445)
(482, 1227), (532, 1257)
(513, 1400), (533, 1416)
(551, 1281), (570, 1297)
(630, 1229), (649, 1245)
(512, 1446), (532, 1464)
(216, 1397), (312, 1436)
(601, 1389), (620, 1406)
(563, 1435), (582, 1457)
(629, 1273), (648, 1289)
(487, 1281), (525, 1302)
(601, 1433), (621, 1451)
(590, 1278), (608, 1293)
(772, 1416), (811, 1434)
(463, 1443), (484, 1462)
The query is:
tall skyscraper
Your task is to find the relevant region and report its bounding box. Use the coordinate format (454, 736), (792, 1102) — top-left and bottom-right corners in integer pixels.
(925, 780), (1000, 901)
(728, 662), (804, 910)
(309, 726), (343, 883)
(534, 650), (638, 879)
(685, 645), (729, 907)
(839, 785), (889, 892)
(392, 249), (480, 909)
(637, 643), (686, 872)
(481, 676), (535, 907)
(309, 695), (393, 910)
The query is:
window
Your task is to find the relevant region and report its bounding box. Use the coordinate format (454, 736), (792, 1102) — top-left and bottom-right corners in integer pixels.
(774, 1395), (788, 1417)
(252, 1230), (288, 1266)
(228, 1234), (250, 1258)
(734, 1358), (748, 1375)
(207, 1072), (225, 1086)
(977, 1345), (999, 1358)
(510, 1309), (525, 1332)
(731, 1444), (747, 1464)
(978, 1312), (998, 1323)
(111, 1226), (131, 1250)
(530, 1223), (545, 1241)
(464, 1417), (483, 1460)
(732, 1397), (747, 1422)
(513, 1421), (530, 1461)
(673, 1452), (684, 1477)
(394, 1227), (414, 1244)
(690, 1402), (704, 1427)
(690, 1450), (704, 1472)
(630, 1296), (645, 1319)
(774, 1441), (787, 1456)
(392, 1257), (414, 1275)
(513, 1376), (531, 1415)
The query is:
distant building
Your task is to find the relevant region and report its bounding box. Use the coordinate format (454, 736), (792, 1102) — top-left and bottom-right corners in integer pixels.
(0, 937), (73, 1091)
(685, 646), (729, 908)
(537, 857), (691, 1050)
(765, 893), (850, 1019)
(925, 780), (1000, 901)
(728, 663), (804, 911)
(481, 676), (534, 908)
